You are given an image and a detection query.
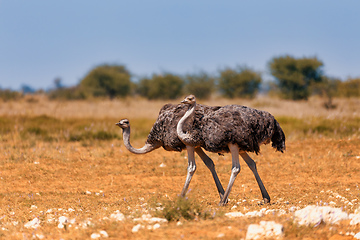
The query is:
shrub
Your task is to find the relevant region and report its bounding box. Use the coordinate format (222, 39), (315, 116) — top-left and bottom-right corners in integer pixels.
(137, 73), (184, 100)
(161, 197), (215, 221)
(0, 89), (22, 101)
(80, 64), (132, 99)
(218, 66), (262, 99)
(183, 72), (215, 99)
(268, 55), (324, 100)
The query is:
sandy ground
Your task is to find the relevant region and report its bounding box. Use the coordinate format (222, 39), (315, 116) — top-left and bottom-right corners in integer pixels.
(0, 97), (359, 239)
(0, 137), (359, 239)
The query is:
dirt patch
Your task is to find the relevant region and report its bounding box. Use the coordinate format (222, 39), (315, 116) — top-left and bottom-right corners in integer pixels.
(0, 137), (359, 239)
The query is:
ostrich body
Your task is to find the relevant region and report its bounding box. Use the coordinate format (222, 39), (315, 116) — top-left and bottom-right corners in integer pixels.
(177, 95), (285, 205)
(116, 103), (226, 199)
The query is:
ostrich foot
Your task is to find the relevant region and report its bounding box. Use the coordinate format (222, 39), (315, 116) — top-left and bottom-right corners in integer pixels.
(218, 198), (229, 206)
(258, 197), (271, 205)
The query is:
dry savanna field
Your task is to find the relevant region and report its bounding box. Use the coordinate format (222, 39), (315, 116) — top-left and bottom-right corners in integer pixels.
(0, 95), (359, 239)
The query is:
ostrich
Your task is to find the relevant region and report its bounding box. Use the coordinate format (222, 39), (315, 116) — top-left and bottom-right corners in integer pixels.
(115, 103), (226, 200)
(177, 95), (285, 206)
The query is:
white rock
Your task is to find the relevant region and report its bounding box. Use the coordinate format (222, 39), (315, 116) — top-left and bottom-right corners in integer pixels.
(289, 206), (298, 212)
(24, 218), (41, 229)
(35, 233), (45, 239)
(294, 205), (349, 226)
(354, 232), (360, 239)
(355, 206), (360, 214)
(80, 219), (93, 229)
(225, 212), (244, 218)
(217, 233), (225, 238)
(245, 210), (264, 218)
(277, 209), (287, 216)
(99, 230), (109, 237)
(110, 210), (125, 221)
(132, 224), (144, 233)
(148, 217), (168, 223)
(152, 223), (161, 230)
(245, 221), (284, 240)
(350, 213), (360, 225)
(91, 233), (101, 239)
(134, 214), (167, 223)
(159, 163), (166, 168)
(59, 216), (68, 224)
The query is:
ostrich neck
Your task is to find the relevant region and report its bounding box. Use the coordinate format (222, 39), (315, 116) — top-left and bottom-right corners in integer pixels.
(177, 103), (196, 143)
(122, 127), (157, 154)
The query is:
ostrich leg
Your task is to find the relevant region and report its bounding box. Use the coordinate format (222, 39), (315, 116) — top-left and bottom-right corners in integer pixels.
(195, 148), (225, 200)
(240, 152), (271, 203)
(180, 146), (197, 197)
(219, 144), (241, 206)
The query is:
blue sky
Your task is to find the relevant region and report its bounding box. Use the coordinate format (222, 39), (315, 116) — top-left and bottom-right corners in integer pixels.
(1, 0), (360, 90)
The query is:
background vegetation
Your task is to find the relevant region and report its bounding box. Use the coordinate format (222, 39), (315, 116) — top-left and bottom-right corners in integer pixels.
(1, 55), (359, 102)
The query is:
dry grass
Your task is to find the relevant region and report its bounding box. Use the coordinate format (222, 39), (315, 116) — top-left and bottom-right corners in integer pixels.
(1, 94), (359, 120)
(0, 96), (359, 239)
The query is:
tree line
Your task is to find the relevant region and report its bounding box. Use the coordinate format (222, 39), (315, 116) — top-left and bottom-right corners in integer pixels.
(1, 55), (359, 101)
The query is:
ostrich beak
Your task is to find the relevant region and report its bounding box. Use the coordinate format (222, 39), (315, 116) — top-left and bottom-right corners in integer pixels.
(181, 99), (187, 104)
(115, 122), (121, 126)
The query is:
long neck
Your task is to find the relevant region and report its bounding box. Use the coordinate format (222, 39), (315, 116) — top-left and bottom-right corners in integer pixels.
(122, 127), (157, 154)
(177, 103), (196, 143)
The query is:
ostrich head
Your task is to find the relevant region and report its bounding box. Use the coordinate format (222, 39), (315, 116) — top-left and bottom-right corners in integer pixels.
(181, 95), (196, 105)
(115, 119), (130, 129)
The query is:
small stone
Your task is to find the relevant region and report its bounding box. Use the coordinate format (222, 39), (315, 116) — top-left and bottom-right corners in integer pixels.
(245, 221), (283, 240)
(350, 213), (360, 225)
(99, 230), (109, 238)
(24, 218), (40, 229)
(90, 233), (101, 239)
(217, 233), (225, 238)
(354, 232), (360, 239)
(59, 216), (68, 224)
(225, 212), (244, 218)
(67, 208), (75, 212)
(153, 223), (161, 230)
(35, 234), (45, 239)
(132, 224), (143, 233)
(110, 210), (125, 221)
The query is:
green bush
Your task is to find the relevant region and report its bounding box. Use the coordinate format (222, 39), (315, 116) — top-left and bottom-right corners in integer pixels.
(0, 89), (22, 101)
(183, 72), (215, 99)
(48, 86), (86, 100)
(80, 64), (132, 99)
(137, 73), (184, 99)
(218, 66), (262, 98)
(269, 55), (324, 100)
(338, 78), (360, 97)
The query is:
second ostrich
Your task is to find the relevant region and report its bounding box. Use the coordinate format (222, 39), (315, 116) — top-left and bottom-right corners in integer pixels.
(177, 95), (285, 205)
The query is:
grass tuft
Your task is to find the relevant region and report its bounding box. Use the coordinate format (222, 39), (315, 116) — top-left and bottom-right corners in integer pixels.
(160, 197), (216, 221)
